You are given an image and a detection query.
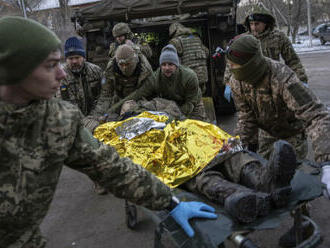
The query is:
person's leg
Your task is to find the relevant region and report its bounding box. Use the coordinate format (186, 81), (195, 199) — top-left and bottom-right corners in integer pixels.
(258, 129), (279, 160)
(258, 132), (310, 248)
(240, 140), (297, 208)
(258, 129), (308, 161)
(185, 170), (270, 223)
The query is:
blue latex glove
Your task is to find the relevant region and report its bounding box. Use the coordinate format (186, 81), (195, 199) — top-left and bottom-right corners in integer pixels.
(170, 201), (217, 237)
(224, 85), (231, 102)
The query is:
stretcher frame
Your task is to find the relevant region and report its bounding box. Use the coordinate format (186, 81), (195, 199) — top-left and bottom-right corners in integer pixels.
(124, 171), (323, 248)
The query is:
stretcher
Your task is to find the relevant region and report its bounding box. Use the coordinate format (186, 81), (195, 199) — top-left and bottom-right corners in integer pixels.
(125, 170), (323, 248)
(93, 112), (323, 248)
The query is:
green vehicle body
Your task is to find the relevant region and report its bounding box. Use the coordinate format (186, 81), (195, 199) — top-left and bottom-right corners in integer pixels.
(71, 0), (241, 115)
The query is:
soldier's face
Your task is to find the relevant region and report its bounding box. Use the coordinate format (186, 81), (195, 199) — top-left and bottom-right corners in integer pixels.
(116, 35), (126, 44)
(18, 50), (66, 101)
(161, 62), (177, 78)
(227, 60), (242, 69)
(66, 55), (85, 72)
(249, 21), (266, 35)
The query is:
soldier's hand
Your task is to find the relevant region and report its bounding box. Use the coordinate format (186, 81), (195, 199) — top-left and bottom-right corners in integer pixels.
(170, 201), (217, 237)
(98, 114), (108, 124)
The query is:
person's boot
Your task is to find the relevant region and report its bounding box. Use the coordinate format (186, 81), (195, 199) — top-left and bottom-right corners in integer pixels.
(240, 140), (297, 208)
(196, 172), (271, 223)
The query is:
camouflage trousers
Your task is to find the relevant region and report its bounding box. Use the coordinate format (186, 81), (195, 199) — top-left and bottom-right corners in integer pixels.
(258, 129), (308, 161)
(184, 151), (260, 203)
(3, 227), (46, 248)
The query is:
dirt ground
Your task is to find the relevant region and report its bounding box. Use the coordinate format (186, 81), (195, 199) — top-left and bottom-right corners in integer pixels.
(41, 50), (330, 248)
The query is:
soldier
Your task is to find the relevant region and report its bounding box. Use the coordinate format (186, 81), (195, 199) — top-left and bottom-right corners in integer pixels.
(95, 45), (207, 122)
(223, 4), (308, 103)
(90, 44), (155, 123)
(169, 22), (209, 95)
(60, 37), (104, 130)
(226, 34), (330, 247)
(0, 16), (218, 248)
(108, 22), (152, 60)
(59, 37), (107, 194)
(126, 44), (208, 121)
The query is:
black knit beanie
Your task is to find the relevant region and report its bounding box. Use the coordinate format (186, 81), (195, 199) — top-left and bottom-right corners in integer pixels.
(0, 16), (61, 85)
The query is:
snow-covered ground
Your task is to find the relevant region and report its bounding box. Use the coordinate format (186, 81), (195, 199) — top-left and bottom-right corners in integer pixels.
(293, 35), (330, 54)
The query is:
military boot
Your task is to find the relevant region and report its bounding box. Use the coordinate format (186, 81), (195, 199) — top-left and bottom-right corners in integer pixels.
(195, 171), (271, 223)
(240, 140), (297, 208)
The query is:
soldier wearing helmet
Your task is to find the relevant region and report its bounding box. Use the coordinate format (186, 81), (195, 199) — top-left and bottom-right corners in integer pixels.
(244, 4), (308, 83)
(222, 4), (308, 107)
(168, 22), (209, 95)
(108, 22), (152, 60)
(224, 4), (308, 88)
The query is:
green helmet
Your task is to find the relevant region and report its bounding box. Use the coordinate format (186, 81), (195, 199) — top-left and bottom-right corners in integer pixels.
(112, 22), (131, 37)
(244, 4), (276, 31)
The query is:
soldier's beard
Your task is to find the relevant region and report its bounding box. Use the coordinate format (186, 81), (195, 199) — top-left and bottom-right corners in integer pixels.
(70, 63), (84, 73)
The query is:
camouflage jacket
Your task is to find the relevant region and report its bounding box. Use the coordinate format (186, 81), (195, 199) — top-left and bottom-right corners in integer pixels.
(169, 33), (209, 84)
(91, 53), (155, 115)
(0, 99), (171, 248)
(230, 58), (330, 163)
(60, 62), (104, 116)
(223, 29), (308, 85)
(134, 66), (202, 117)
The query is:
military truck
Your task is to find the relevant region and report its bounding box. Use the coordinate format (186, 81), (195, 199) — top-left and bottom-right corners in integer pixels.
(71, 0), (240, 116)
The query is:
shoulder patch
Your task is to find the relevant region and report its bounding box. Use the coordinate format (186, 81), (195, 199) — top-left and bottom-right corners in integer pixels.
(287, 82), (313, 106)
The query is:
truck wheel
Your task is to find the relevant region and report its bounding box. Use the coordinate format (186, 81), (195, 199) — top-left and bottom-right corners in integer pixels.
(320, 37), (326, 45)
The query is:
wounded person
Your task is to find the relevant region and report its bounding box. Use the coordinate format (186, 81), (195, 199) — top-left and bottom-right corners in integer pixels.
(93, 107), (297, 224)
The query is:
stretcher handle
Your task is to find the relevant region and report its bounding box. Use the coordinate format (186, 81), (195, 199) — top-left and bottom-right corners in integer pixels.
(231, 234), (260, 248)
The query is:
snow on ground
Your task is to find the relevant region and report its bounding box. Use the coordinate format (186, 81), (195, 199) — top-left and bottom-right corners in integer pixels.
(293, 35), (330, 54)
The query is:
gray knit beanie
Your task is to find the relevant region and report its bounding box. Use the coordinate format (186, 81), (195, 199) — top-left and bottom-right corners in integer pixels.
(159, 44), (179, 66)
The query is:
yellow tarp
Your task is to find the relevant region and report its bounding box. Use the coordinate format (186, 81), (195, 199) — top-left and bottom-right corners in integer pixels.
(94, 112), (238, 188)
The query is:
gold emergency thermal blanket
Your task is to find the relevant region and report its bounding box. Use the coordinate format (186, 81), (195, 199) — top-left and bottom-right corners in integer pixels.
(94, 112), (240, 188)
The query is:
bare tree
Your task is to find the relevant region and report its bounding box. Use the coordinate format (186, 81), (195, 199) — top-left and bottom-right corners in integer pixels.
(2, 0), (42, 15)
(238, 0), (329, 43)
(52, 0), (75, 42)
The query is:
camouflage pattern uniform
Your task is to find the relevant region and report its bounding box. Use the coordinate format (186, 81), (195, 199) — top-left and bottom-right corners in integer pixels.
(0, 98), (172, 248)
(134, 65), (207, 121)
(60, 62), (103, 116)
(230, 58), (330, 162)
(108, 23), (152, 60)
(60, 61), (103, 131)
(91, 52), (155, 115)
(169, 23), (209, 94)
(224, 6), (308, 85)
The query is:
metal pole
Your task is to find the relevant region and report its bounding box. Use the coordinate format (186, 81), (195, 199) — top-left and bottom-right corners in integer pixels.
(20, 0), (27, 18)
(306, 0), (312, 47)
